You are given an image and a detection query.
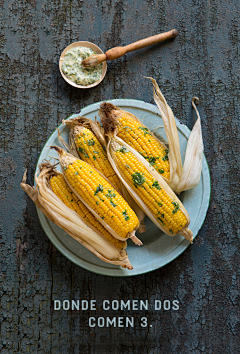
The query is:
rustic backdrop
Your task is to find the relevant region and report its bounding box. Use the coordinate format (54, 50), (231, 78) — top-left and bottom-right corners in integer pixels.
(1, 0), (240, 353)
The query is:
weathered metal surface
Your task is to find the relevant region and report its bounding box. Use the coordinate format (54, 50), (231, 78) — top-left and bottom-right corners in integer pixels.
(0, 0), (240, 353)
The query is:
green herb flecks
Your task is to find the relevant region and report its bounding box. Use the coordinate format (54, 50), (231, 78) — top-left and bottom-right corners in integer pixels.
(158, 169), (164, 174)
(87, 139), (95, 146)
(118, 145), (129, 154)
(172, 201), (180, 214)
(162, 149), (169, 162)
(152, 181), (161, 190)
(122, 209), (130, 221)
(132, 172), (146, 187)
(105, 190), (116, 199)
(94, 184), (104, 195)
(138, 127), (151, 136)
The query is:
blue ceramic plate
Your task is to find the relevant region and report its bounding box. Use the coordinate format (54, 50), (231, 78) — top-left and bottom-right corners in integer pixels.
(35, 99), (211, 277)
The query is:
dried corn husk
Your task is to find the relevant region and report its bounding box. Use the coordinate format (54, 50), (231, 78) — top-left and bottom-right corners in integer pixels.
(50, 146), (142, 245)
(20, 168), (133, 269)
(61, 117), (147, 233)
(149, 78), (203, 193)
(103, 133), (193, 243)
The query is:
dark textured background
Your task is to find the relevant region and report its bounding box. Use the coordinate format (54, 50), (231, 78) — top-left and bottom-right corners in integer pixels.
(1, 0), (240, 353)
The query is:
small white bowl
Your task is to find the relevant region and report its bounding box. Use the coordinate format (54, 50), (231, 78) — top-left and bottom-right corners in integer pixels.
(59, 41), (107, 89)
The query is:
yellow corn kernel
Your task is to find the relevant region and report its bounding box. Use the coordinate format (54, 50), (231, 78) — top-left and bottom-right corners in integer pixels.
(114, 148), (187, 234)
(73, 127), (122, 191)
(49, 174), (125, 249)
(117, 113), (170, 180)
(64, 160), (139, 238)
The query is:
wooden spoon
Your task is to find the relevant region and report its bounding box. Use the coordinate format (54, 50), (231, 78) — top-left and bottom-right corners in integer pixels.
(82, 29), (178, 68)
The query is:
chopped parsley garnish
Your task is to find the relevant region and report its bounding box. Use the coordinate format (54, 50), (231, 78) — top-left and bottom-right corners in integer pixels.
(152, 181), (161, 190)
(93, 156), (96, 160)
(93, 151), (99, 154)
(78, 147), (84, 153)
(162, 149), (169, 161)
(110, 201), (117, 207)
(157, 217), (165, 225)
(147, 156), (159, 165)
(158, 169), (164, 174)
(96, 201), (99, 205)
(74, 171), (78, 175)
(125, 164), (130, 169)
(105, 190), (116, 198)
(103, 146), (106, 151)
(172, 201), (180, 214)
(123, 126), (132, 131)
(157, 202), (163, 206)
(101, 216), (105, 219)
(71, 199), (73, 202)
(132, 172), (146, 187)
(138, 127), (151, 136)
(63, 167), (67, 170)
(169, 229), (173, 234)
(94, 184), (104, 195)
(83, 153), (89, 158)
(87, 139), (95, 146)
(122, 209), (130, 221)
(118, 145), (129, 153)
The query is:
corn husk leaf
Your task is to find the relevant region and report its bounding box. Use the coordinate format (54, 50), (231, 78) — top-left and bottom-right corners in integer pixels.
(149, 77), (203, 193)
(51, 146), (142, 246)
(62, 117), (147, 233)
(105, 136), (193, 243)
(20, 169), (133, 269)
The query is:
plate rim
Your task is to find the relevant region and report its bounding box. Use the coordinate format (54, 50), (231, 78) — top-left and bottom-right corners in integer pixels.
(35, 99), (211, 277)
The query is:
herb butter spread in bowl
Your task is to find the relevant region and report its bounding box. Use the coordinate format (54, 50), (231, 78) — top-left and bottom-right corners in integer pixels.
(59, 41), (107, 89)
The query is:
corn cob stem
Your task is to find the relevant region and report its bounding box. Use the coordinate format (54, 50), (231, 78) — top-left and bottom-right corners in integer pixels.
(51, 146), (142, 245)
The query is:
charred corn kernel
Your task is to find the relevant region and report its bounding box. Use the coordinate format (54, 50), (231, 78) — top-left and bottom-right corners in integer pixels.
(73, 127), (122, 191)
(64, 159), (139, 238)
(49, 174), (125, 249)
(116, 113), (170, 180)
(114, 148), (187, 234)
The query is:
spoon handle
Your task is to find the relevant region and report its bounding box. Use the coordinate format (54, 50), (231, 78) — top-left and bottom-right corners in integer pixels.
(105, 29), (178, 61)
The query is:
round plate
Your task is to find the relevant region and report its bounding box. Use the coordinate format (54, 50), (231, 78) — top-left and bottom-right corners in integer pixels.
(35, 99), (211, 277)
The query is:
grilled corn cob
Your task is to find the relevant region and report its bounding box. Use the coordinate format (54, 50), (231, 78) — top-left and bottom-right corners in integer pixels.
(49, 171), (126, 250)
(51, 146), (142, 245)
(63, 118), (122, 192)
(20, 168), (133, 269)
(99, 102), (170, 181)
(101, 132), (193, 242)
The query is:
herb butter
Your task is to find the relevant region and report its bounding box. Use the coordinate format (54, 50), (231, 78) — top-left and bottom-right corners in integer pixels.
(61, 46), (102, 86)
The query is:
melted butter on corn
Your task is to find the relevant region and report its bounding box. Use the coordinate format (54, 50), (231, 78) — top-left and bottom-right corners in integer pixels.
(73, 127), (122, 191)
(50, 174), (125, 249)
(117, 113), (170, 180)
(114, 147), (187, 234)
(64, 160), (139, 239)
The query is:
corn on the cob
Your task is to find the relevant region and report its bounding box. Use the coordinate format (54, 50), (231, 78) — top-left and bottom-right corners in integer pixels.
(20, 167), (133, 269)
(99, 102), (170, 180)
(61, 117), (147, 234)
(49, 173), (126, 250)
(51, 146), (142, 245)
(64, 118), (122, 193)
(102, 133), (193, 242)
